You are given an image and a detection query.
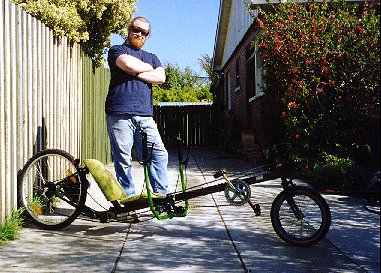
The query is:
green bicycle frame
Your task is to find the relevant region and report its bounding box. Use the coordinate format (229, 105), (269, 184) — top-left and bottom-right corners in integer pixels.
(144, 162), (189, 220)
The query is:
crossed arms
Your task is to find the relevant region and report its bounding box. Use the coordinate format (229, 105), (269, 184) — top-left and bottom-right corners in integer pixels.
(115, 54), (166, 84)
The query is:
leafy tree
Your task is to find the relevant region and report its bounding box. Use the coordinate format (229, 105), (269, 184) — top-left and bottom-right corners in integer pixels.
(249, 0), (380, 180)
(198, 54), (218, 83)
(12, 0), (136, 66)
(153, 64), (212, 103)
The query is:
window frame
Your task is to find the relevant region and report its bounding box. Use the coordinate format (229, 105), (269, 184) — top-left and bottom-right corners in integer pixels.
(246, 43), (265, 103)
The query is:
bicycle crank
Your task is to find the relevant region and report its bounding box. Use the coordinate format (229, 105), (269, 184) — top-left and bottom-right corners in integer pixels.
(224, 179), (251, 205)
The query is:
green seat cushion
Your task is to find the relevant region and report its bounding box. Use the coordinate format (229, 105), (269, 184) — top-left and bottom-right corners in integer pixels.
(83, 159), (127, 201)
(119, 191), (166, 204)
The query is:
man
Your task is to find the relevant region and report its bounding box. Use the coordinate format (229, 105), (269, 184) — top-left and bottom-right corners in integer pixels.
(106, 16), (168, 200)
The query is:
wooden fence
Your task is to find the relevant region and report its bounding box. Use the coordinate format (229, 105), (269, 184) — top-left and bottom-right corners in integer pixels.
(0, 0), (214, 224)
(0, 0), (110, 223)
(154, 103), (213, 147)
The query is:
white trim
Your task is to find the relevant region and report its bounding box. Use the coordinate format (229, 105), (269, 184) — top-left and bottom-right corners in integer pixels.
(158, 102), (212, 107)
(247, 50), (256, 62)
(234, 86), (240, 93)
(226, 72), (232, 111)
(248, 93), (264, 103)
(254, 45), (265, 97)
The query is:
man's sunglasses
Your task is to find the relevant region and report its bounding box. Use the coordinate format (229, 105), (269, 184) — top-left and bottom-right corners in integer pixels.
(129, 26), (149, 37)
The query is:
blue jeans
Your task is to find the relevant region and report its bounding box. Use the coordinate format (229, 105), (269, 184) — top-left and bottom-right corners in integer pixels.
(106, 114), (169, 195)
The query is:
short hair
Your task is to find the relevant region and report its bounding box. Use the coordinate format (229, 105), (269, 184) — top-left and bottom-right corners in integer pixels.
(129, 16), (151, 33)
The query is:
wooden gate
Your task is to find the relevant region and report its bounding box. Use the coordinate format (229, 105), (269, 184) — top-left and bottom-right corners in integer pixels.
(153, 102), (213, 147)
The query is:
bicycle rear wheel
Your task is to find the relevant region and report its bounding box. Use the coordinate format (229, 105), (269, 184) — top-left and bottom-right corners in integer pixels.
(271, 187), (331, 246)
(18, 149), (87, 230)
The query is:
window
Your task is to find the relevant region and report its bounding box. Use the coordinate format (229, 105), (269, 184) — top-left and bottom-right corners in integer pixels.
(235, 57), (241, 91)
(255, 48), (265, 97)
(246, 46), (256, 99)
(246, 43), (265, 102)
(224, 71), (232, 110)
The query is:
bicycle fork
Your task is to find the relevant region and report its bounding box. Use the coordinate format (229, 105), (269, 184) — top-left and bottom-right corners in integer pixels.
(281, 178), (304, 220)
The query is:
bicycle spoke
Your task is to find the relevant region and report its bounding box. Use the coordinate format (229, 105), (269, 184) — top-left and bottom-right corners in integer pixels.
(19, 150), (86, 229)
(279, 195), (322, 238)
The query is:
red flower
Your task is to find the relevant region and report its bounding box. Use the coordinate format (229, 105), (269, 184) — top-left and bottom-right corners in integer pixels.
(319, 57), (329, 66)
(288, 101), (298, 109)
(275, 22), (285, 29)
(304, 58), (313, 65)
(274, 33), (282, 50)
(255, 18), (264, 29)
(355, 25), (364, 34)
(311, 19), (318, 33)
(320, 66), (331, 77)
(288, 67), (300, 77)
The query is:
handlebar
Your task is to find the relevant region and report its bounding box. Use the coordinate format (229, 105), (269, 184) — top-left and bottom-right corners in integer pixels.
(141, 132), (190, 166)
(177, 136), (190, 165)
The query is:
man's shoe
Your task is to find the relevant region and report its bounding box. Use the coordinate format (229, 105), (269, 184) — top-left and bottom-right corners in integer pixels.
(119, 193), (147, 204)
(151, 192), (167, 199)
(119, 192), (167, 203)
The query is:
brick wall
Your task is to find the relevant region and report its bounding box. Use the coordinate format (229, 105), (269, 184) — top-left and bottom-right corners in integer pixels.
(215, 25), (280, 157)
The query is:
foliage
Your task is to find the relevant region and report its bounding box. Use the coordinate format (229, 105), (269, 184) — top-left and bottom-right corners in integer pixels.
(12, 0), (136, 66)
(153, 64), (213, 103)
(0, 209), (24, 244)
(312, 153), (353, 188)
(198, 54), (218, 84)
(250, 0), (380, 175)
(28, 195), (44, 215)
(199, 54), (219, 101)
(320, 153), (353, 174)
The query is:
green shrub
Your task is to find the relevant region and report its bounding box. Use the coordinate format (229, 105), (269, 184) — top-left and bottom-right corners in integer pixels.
(249, 0), (380, 164)
(153, 64), (212, 103)
(0, 208), (24, 244)
(313, 153), (353, 188)
(12, 0), (137, 66)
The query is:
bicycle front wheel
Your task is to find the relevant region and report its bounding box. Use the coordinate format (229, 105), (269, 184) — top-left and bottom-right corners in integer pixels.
(271, 187), (331, 246)
(18, 149), (87, 230)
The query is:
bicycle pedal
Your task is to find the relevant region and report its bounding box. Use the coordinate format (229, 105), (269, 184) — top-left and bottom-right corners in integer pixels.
(253, 204), (261, 216)
(154, 204), (167, 214)
(213, 169), (226, 179)
(116, 212), (139, 222)
(173, 206), (186, 217)
(99, 212), (110, 223)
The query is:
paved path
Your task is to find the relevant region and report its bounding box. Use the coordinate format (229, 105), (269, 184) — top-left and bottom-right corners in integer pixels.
(0, 149), (379, 273)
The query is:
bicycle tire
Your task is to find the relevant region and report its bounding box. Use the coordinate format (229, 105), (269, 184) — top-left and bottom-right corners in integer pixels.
(17, 149), (87, 230)
(271, 187), (331, 246)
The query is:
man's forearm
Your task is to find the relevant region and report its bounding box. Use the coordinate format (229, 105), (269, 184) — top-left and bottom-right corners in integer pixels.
(137, 68), (166, 84)
(116, 54), (154, 75)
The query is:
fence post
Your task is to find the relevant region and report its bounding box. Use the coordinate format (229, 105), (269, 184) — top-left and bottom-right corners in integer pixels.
(0, 0), (5, 223)
(0, 0), (113, 222)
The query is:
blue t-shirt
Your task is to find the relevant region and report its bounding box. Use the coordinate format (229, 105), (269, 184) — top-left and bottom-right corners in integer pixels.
(106, 43), (162, 116)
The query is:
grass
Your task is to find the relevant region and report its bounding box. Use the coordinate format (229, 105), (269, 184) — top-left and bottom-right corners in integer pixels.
(28, 195), (44, 215)
(0, 208), (24, 245)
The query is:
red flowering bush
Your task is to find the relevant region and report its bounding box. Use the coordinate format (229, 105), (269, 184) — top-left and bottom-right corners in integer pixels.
(250, 0), (380, 176)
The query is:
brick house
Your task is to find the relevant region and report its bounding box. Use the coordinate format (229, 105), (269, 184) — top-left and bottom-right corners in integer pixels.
(212, 0), (280, 161)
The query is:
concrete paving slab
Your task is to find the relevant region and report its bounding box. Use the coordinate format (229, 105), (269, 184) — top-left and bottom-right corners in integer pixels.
(116, 212), (243, 272)
(193, 150), (379, 273)
(0, 219), (128, 273)
(115, 152), (245, 272)
(210, 189), (363, 273)
(325, 194), (380, 273)
(0, 148), (379, 273)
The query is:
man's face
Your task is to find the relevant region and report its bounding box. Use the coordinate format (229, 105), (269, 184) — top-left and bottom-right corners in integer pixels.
(127, 19), (150, 49)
